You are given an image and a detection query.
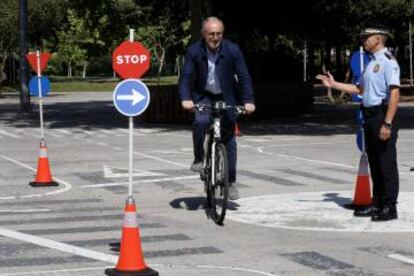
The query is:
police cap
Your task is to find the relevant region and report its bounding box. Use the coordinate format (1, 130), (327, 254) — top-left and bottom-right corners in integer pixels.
(360, 24), (392, 38)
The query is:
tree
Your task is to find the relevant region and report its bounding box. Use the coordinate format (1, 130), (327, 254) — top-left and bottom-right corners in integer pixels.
(56, 9), (104, 77)
(136, 11), (184, 81)
(28, 0), (68, 49)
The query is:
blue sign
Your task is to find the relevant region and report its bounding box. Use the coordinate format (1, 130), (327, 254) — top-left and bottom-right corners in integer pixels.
(113, 79), (150, 117)
(355, 104), (365, 152)
(350, 50), (370, 85)
(29, 76), (50, 97)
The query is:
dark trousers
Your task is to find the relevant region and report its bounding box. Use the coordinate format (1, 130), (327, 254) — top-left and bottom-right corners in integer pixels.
(193, 94), (237, 183)
(363, 107), (399, 206)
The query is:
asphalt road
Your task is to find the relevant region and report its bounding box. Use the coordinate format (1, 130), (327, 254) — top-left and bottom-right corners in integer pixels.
(1, 92), (414, 276)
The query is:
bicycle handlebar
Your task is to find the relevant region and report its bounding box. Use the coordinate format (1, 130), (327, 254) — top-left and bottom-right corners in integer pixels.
(193, 103), (246, 115)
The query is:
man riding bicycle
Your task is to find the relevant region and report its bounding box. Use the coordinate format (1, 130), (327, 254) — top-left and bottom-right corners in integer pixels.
(178, 16), (255, 200)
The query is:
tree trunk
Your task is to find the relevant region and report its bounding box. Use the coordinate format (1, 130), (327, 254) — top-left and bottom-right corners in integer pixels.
(82, 62), (87, 79)
(188, 0), (213, 42)
(0, 51), (8, 84)
(175, 56), (181, 77)
(157, 48), (165, 84)
(68, 61), (72, 78)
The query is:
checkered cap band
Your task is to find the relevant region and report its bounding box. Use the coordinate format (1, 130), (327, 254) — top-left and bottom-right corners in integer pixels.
(361, 27), (390, 37)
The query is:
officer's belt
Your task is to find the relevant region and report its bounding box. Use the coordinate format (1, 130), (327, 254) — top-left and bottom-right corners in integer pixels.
(361, 103), (388, 118)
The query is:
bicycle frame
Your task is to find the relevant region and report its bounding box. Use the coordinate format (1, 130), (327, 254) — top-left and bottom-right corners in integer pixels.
(195, 101), (244, 224)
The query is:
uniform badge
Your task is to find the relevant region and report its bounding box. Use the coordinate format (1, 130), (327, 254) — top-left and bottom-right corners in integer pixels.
(373, 64), (380, 73)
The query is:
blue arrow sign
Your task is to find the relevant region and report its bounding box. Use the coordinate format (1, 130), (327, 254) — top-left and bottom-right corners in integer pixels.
(113, 79), (150, 117)
(29, 76), (50, 97)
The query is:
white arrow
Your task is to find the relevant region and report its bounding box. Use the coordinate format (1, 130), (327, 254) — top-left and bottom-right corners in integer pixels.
(117, 89), (145, 106)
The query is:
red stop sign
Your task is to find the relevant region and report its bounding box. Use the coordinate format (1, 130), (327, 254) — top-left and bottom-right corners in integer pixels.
(112, 41), (151, 79)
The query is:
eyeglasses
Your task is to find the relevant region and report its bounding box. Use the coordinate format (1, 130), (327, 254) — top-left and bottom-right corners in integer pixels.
(207, 32), (223, 38)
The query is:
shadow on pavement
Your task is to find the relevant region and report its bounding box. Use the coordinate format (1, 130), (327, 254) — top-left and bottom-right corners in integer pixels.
(1, 97), (414, 136)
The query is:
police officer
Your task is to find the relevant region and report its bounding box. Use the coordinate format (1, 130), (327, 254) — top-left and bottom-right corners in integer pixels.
(316, 24), (400, 221)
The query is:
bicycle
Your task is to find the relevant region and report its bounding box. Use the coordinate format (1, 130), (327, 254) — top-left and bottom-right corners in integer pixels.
(194, 101), (245, 225)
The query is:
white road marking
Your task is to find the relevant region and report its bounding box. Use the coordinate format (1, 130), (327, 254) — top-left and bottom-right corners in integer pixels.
(133, 151), (188, 168)
(82, 130), (94, 135)
(103, 165), (164, 178)
(14, 129), (39, 138)
(193, 264), (277, 276)
(227, 192), (414, 233)
(100, 129), (114, 134)
(277, 154), (356, 169)
(0, 264), (277, 276)
(55, 129), (72, 135)
(0, 130), (21, 138)
(151, 150), (191, 154)
(0, 155), (72, 200)
(82, 175), (199, 188)
(0, 267), (105, 276)
(276, 153), (413, 176)
(257, 142), (349, 155)
(0, 209), (50, 213)
(97, 142), (108, 146)
(387, 253), (414, 265)
(0, 227), (118, 264)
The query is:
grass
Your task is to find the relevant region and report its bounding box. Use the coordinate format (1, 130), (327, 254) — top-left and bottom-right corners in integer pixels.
(0, 75), (179, 93)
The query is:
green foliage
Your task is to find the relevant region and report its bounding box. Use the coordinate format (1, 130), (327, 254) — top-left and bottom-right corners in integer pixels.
(28, 0), (69, 49)
(0, 0), (18, 83)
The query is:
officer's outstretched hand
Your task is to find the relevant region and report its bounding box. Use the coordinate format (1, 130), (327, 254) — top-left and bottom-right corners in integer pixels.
(316, 71), (335, 88)
(244, 103), (256, 114)
(182, 100), (194, 111)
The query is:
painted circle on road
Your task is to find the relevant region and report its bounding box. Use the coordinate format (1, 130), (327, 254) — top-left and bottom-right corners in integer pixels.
(227, 191), (414, 232)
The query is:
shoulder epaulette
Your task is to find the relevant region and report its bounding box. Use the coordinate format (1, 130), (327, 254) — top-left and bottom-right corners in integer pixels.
(384, 52), (396, 60)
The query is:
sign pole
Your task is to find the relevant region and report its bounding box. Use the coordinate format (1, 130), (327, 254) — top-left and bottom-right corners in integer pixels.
(36, 50), (45, 141)
(303, 42), (307, 82)
(128, 28), (135, 197)
(409, 20), (413, 86)
(358, 46), (366, 154)
(107, 29), (157, 276)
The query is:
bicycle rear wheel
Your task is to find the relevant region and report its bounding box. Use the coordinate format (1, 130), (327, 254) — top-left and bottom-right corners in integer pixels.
(210, 142), (229, 225)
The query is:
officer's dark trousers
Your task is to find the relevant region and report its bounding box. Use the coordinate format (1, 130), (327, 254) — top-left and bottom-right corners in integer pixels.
(363, 108), (399, 206)
(193, 94), (237, 183)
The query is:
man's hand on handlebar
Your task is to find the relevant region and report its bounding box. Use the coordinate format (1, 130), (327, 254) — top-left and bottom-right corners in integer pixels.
(182, 100), (194, 111)
(244, 103), (256, 114)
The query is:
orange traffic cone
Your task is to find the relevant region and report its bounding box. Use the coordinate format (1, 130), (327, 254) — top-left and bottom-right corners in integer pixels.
(351, 153), (372, 206)
(29, 139), (58, 187)
(105, 196), (158, 276)
(235, 123), (242, 137)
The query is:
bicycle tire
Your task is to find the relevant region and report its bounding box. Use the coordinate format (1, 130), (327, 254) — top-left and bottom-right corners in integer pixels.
(210, 142), (229, 225)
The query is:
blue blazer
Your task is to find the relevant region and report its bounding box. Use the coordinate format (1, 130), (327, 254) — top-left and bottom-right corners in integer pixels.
(179, 39), (254, 106)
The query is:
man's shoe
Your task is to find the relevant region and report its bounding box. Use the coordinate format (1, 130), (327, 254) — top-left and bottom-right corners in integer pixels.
(371, 205), (398, 222)
(190, 161), (202, 172)
(229, 183), (240, 200)
(353, 205), (381, 217)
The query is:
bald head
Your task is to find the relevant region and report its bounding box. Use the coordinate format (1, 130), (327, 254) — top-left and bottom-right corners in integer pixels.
(201, 17), (224, 34)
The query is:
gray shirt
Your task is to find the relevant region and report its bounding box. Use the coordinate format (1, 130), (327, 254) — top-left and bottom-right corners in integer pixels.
(204, 49), (222, 94)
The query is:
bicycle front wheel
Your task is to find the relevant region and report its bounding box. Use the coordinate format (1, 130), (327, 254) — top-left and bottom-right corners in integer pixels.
(210, 142), (229, 225)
